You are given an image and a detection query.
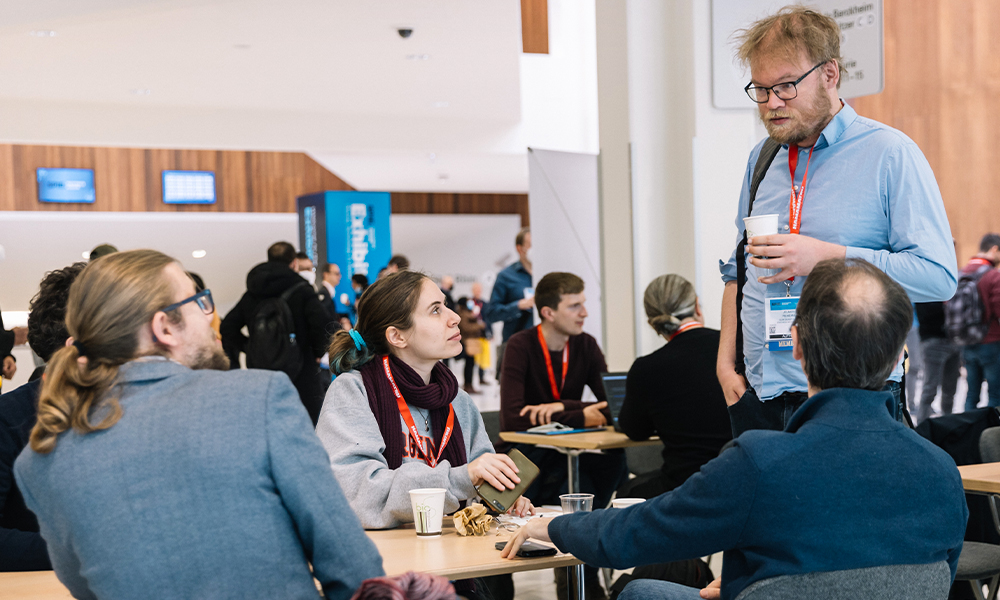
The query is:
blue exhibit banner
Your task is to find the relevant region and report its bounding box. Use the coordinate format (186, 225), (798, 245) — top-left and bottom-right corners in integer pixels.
(297, 190), (392, 307)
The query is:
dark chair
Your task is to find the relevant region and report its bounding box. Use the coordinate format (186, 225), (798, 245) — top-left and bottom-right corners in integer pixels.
(955, 427), (1000, 600)
(624, 444), (664, 477)
(734, 561), (951, 600)
(480, 410), (502, 448)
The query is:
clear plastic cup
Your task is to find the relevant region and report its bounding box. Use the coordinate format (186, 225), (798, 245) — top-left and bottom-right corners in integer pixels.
(559, 493), (594, 514)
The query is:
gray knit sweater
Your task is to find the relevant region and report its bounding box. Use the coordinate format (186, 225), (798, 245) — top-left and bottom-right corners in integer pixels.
(317, 370), (495, 529)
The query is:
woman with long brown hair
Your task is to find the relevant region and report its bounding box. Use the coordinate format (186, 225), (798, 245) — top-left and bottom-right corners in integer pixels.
(317, 271), (534, 529)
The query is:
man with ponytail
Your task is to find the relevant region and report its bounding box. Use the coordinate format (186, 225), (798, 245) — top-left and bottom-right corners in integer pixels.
(14, 250), (383, 600)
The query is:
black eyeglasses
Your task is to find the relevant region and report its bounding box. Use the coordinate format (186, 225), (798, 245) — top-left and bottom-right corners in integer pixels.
(745, 61), (826, 104)
(160, 289), (214, 315)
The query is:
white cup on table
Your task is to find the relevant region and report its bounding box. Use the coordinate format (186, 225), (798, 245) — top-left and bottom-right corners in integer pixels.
(409, 488), (446, 537)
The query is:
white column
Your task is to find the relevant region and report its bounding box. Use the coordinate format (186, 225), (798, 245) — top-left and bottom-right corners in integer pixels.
(595, 0), (636, 371)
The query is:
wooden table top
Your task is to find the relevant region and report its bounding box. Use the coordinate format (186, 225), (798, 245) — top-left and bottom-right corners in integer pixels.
(500, 426), (661, 450)
(0, 516), (577, 598)
(959, 462), (1000, 494)
(369, 517), (579, 579)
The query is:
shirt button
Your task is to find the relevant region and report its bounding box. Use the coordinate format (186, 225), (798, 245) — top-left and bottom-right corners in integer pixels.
(783, 225), (790, 231)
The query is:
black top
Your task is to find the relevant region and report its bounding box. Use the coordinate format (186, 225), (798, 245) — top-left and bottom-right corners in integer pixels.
(0, 377), (50, 571)
(220, 261), (334, 369)
(618, 327), (732, 491)
(915, 302), (947, 341)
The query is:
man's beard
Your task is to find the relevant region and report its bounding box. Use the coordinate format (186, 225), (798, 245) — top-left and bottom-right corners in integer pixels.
(760, 88), (832, 145)
(189, 344), (230, 371)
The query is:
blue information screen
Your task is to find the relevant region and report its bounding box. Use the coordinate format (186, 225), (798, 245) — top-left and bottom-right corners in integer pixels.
(162, 170), (216, 204)
(37, 168), (95, 203)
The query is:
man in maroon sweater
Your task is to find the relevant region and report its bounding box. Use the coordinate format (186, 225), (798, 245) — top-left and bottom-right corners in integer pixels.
(499, 272), (627, 598)
(963, 233), (1000, 411)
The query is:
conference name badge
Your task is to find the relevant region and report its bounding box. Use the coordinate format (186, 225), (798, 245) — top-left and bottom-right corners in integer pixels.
(765, 296), (799, 351)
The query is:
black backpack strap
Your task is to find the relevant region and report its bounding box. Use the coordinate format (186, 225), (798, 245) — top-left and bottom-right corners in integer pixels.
(734, 138), (782, 376)
(280, 280), (311, 303)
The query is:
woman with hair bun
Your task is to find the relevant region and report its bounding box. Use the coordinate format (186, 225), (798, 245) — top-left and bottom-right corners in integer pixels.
(617, 274), (733, 499)
(317, 271), (534, 530)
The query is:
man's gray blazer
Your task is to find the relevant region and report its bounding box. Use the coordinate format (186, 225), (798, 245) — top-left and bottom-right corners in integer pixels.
(15, 359), (384, 600)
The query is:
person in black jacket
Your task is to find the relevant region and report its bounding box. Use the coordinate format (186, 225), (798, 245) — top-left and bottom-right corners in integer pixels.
(618, 274), (733, 499)
(221, 242), (330, 424)
(0, 261), (85, 571)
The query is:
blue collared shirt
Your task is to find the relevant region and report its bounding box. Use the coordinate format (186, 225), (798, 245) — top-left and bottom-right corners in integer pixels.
(721, 103), (957, 400)
(484, 260), (534, 342)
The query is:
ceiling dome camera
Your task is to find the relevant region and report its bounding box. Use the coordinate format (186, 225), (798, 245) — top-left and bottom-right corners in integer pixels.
(397, 28), (413, 39)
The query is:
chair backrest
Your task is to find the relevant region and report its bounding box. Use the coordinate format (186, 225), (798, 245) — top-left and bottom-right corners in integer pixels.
(480, 410), (502, 448)
(981, 427), (1000, 463)
(625, 444), (664, 476)
(733, 561), (951, 600)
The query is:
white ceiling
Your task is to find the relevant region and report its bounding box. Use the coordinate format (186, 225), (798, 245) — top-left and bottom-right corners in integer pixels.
(0, 0), (548, 192)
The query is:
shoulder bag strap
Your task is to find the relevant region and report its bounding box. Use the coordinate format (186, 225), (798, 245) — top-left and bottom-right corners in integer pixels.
(735, 138), (782, 375)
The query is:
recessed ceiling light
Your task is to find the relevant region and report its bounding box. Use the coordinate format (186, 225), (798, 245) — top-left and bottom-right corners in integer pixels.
(432, 101), (450, 108)
(131, 89), (152, 96)
(406, 54), (430, 61)
(81, 251), (89, 259)
(29, 30), (57, 37)
(192, 250), (207, 259)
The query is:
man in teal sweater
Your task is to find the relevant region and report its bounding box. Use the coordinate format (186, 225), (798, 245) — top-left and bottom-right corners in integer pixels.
(503, 258), (968, 600)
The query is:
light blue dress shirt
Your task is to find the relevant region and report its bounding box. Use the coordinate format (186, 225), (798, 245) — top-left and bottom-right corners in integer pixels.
(721, 102), (957, 400)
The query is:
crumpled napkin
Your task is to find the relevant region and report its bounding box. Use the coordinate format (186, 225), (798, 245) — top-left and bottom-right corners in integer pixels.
(453, 503), (492, 536)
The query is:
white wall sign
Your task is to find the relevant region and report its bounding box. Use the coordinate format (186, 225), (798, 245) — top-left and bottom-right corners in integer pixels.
(712, 0), (883, 109)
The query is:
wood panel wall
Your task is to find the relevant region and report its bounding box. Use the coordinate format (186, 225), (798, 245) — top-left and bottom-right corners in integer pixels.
(391, 192), (529, 226)
(851, 0), (999, 264)
(0, 144), (352, 213)
(520, 0), (549, 54)
(0, 144), (530, 223)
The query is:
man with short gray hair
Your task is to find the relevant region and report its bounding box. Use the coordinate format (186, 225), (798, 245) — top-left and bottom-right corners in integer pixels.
(502, 258), (967, 600)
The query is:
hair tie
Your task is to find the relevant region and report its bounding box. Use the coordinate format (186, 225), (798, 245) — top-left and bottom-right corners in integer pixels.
(349, 329), (367, 351)
(72, 340), (88, 357)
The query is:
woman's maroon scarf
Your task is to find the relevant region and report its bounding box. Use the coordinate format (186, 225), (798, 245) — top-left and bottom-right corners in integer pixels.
(359, 355), (467, 469)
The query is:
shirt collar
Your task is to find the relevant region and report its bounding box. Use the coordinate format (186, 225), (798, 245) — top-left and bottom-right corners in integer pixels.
(323, 280), (336, 295)
(784, 386), (899, 433)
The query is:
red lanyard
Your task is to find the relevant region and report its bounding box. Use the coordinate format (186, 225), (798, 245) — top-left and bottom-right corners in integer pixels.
(382, 356), (455, 468)
(669, 322), (702, 341)
(788, 145), (815, 235)
(970, 258), (993, 268)
(536, 326), (568, 401)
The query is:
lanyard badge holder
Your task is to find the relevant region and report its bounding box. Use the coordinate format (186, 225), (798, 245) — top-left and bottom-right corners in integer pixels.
(382, 356), (455, 468)
(767, 145), (813, 351)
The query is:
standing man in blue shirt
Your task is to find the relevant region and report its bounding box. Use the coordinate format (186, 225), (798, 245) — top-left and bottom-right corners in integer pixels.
(485, 227), (535, 375)
(717, 6), (957, 436)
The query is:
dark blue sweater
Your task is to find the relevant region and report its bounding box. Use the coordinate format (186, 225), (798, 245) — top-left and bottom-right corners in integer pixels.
(0, 378), (50, 571)
(549, 387), (968, 600)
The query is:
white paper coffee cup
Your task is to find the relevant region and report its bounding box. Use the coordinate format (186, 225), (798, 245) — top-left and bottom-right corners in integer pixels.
(743, 213), (780, 278)
(409, 488), (446, 537)
(611, 498), (646, 509)
(743, 213), (779, 241)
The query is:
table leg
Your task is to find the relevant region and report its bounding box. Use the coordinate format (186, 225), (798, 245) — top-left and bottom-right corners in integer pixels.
(567, 452), (580, 494)
(567, 564), (585, 600)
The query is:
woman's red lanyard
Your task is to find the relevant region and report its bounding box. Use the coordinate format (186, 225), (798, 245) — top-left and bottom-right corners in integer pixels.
(382, 356), (455, 468)
(669, 321), (702, 341)
(536, 326), (568, 401)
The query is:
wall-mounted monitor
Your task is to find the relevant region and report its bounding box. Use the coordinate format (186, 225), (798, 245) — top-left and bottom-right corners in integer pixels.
(37, 168), (96, 203)
(162, 170), (216, 205)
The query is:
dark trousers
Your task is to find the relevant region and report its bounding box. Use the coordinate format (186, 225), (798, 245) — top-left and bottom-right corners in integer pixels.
(291, 363), (324, 426)
(728, 381), (904, 437)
